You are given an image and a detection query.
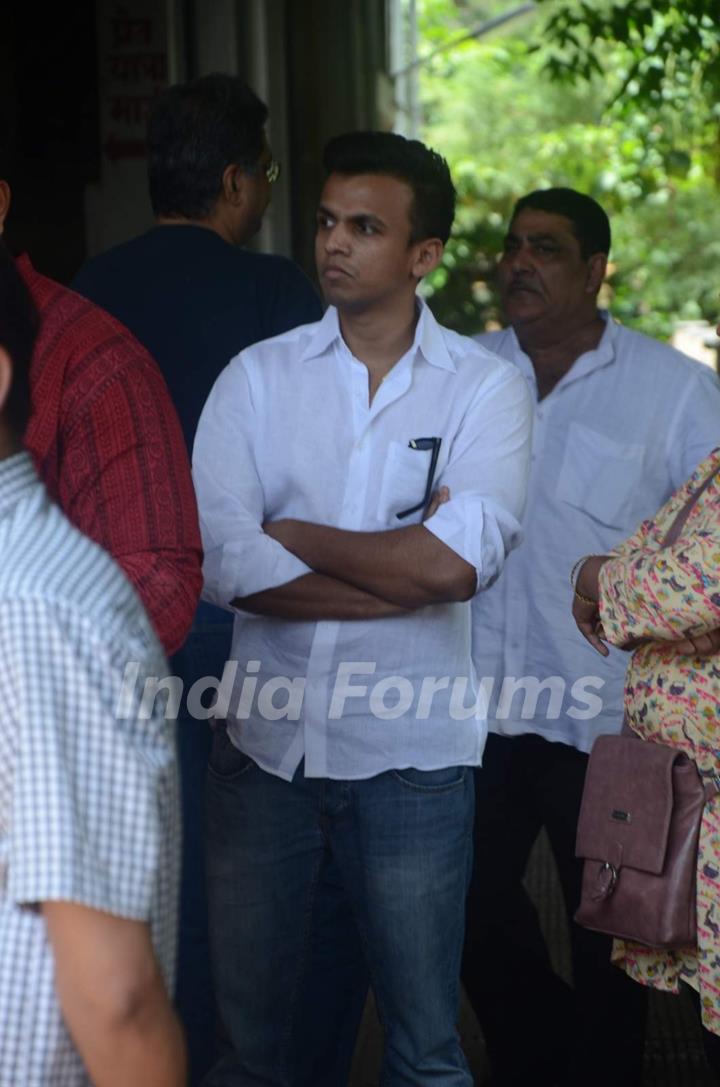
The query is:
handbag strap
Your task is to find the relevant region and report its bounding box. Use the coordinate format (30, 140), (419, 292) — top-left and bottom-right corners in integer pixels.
(661, 459), (720, 548)
(704, 778), (720, 803)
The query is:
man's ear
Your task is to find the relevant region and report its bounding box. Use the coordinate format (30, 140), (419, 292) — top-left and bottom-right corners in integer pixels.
(221, 164), (247, 207)
(585, 252), (607, 295)
(0, 346), (12, 414)
(0, 182), (11, 234)
(410, 237), (444, 281)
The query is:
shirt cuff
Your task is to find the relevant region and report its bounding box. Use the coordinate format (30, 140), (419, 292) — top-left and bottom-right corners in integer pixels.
(203, 535), (312, 609)
(424, 495), (522, 594)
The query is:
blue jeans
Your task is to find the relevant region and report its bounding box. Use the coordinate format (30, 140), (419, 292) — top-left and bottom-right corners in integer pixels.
(203, 728), (474, 1087)
(293, 853), (369, 1087)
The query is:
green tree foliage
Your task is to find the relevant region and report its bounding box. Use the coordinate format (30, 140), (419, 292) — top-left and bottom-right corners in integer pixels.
(417, 1), (720, 340)
(539, 2), (720, 131)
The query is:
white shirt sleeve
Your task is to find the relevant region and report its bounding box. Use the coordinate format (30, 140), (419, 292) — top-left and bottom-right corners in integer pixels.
(666, 366), (720, 488)
(423, 363), (533, 592)
(192, 356), (312, 609)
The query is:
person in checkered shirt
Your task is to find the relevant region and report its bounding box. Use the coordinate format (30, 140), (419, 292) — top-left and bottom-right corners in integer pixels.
(0, 247), (185, 1084)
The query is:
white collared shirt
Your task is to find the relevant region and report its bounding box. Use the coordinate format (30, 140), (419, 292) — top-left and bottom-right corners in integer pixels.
(193, 301), (533, 780)
(472, 315), (720, 753)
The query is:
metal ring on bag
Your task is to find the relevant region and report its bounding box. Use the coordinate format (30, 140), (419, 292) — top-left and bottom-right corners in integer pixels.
(592, 861), (618, 901)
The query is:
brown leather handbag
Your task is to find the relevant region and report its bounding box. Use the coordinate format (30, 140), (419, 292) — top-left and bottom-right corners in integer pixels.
(574, 733), (719, 948)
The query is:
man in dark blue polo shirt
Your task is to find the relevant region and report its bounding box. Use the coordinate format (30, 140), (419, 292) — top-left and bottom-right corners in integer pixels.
(73, 73), (320, 449)
(73, 73), (324, 1085)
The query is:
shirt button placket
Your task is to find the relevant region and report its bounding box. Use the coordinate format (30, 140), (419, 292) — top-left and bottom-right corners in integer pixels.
(344, 366), (371, 528)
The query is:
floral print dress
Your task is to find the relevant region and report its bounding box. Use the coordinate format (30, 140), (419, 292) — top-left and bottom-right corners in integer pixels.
(598, 449), (720, 1035)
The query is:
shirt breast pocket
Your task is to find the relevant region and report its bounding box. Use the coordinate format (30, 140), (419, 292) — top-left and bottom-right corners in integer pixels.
(377, 440), (433, 524)
(555, 422), (646, 531)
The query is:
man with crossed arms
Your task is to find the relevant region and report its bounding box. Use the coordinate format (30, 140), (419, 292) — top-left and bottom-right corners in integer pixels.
(193, 131), (532, 1085)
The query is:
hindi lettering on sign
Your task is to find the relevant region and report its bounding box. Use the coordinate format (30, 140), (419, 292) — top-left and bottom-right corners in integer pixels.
(109, 94), (156, 126)
(108, 53), (167, 83)
(110, 14), (153, 49)
(100, 3), (167, 163)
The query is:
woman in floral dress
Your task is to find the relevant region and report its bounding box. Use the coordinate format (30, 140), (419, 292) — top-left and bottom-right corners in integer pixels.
(572, 446), (720, 1076)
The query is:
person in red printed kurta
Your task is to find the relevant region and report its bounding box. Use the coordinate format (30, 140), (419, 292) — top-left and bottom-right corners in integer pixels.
(0, 198), (200, 660)
(13, 253), (202, 655)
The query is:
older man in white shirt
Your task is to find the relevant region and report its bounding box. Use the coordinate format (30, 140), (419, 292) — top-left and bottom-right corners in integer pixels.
(463, 187), (720, 1087)
(193, 131), (532, 1086)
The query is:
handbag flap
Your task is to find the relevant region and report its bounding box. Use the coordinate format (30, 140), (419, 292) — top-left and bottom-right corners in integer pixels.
(576, 735), (679, 875)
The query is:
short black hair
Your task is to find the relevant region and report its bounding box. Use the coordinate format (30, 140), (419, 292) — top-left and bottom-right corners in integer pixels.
(512, 188), (611, 258)
(323, 131), (456, 244)
(0, 243), (38, 439)
(147, 72), (268, 218)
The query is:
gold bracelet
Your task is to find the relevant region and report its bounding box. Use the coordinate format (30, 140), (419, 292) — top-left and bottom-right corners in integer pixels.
(570, 554), (599, 606)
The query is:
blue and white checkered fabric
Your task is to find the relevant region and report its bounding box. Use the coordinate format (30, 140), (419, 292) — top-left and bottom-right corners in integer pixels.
(0, 453), (180, 1085)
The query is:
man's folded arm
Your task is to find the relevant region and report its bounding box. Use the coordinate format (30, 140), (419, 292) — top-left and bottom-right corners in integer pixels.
(264, 365), (533, 608)
(193, 359), (410, 621)
(194, 350), (532, 618)
(263, 521), (475, 608)
(233, 572), (410, 620)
